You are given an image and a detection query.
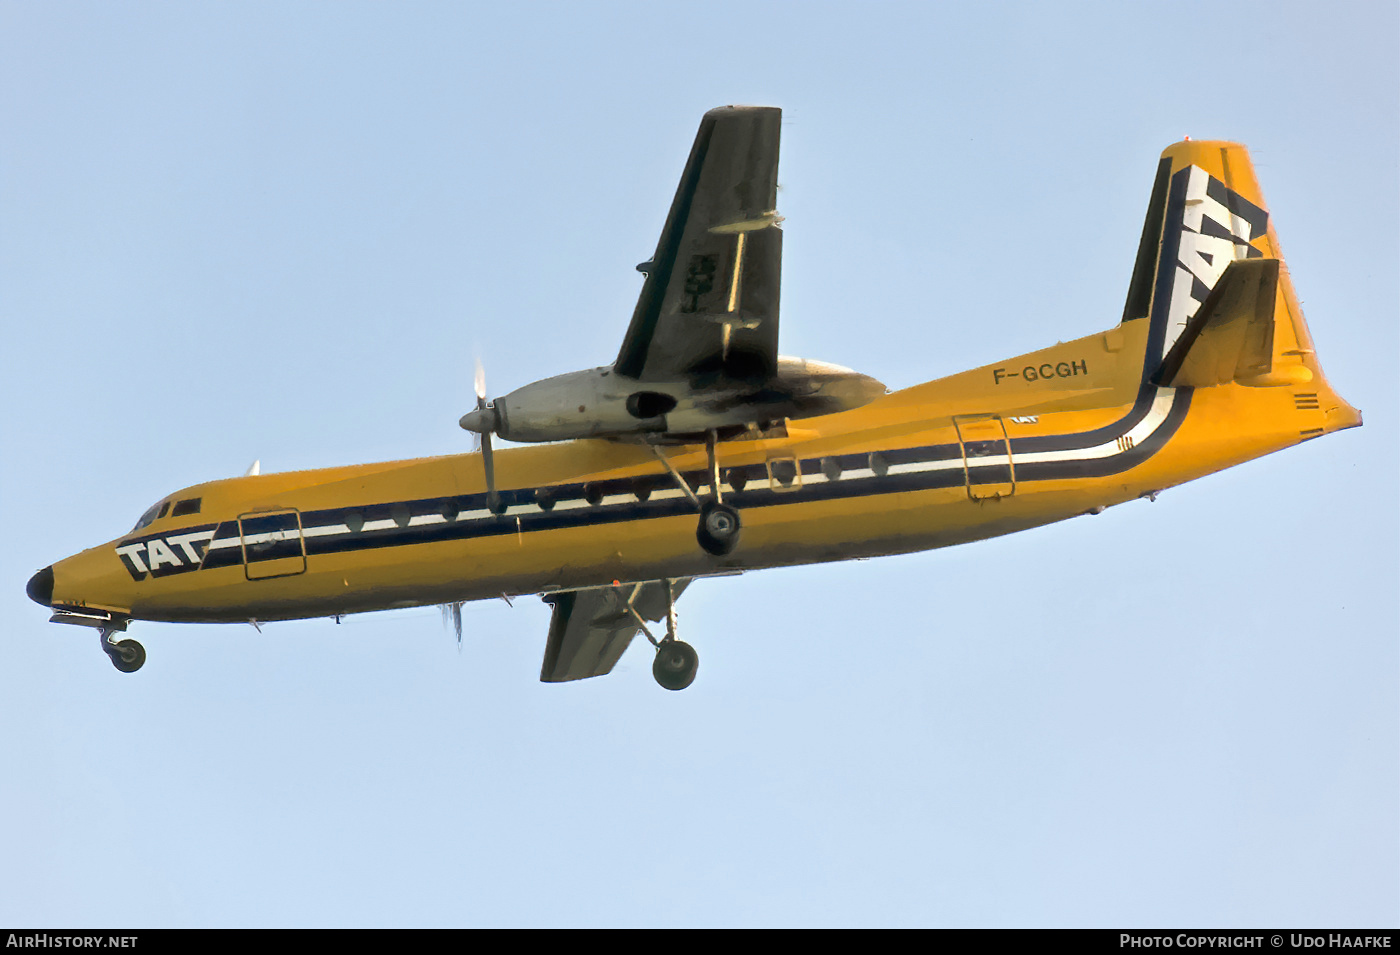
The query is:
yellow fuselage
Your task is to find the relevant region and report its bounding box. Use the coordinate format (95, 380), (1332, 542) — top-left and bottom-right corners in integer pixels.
(37, 140), (1362, 628)
(44, 313), (1358, 626)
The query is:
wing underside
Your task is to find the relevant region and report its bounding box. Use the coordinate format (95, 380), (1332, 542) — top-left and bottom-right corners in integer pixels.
(539, 579), (691, 682)
(615, 106), (782, 385)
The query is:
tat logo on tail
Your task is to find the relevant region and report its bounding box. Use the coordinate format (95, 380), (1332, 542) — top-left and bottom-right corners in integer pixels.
(1161, 167), (1270, 358)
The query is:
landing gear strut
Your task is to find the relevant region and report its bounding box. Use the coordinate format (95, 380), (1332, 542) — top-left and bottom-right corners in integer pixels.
(622, 578), (699, 691)
(650, 430), (742, 557)
(100, 626), (145, 673)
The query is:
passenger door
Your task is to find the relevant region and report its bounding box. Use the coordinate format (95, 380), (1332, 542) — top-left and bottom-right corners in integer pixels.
(238, 509), (307, 580)
(953, 415), (1015, 501)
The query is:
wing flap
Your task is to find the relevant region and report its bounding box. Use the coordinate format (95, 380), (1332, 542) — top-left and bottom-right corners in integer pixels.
(1156, 257), (1278, 388)
(616, 106), (782, 384)
(539, 579), (691, 683)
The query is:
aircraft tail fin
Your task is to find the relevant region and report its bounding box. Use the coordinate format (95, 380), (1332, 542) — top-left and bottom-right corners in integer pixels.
(1122, 140), (1359, 429)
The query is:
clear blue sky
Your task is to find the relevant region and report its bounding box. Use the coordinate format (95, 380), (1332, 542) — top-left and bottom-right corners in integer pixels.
(2, 1), (1395, 927)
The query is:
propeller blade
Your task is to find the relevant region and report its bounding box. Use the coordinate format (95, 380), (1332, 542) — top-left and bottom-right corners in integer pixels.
(465, 354), (501, 514)
(474, 382), (489, 451)
(459, 355), (495, 439)
(439, 601), (465, 647)
(480, 426), (499, 514)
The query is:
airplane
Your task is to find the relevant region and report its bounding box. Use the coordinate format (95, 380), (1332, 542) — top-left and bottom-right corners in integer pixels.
(25, 106), (1361, 690)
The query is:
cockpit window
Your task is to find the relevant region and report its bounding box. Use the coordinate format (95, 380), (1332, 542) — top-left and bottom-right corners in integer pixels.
(171, 498), (202, 517)
(132, 501), (168, 532)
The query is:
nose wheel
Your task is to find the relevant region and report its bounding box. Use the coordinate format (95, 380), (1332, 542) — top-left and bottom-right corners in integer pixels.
(100, 627), (145, 673)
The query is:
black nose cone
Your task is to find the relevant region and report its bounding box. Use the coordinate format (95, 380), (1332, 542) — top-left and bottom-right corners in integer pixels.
(26, 566), (54, 607)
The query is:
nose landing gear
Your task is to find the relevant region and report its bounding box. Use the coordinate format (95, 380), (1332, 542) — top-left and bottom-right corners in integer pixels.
(100, 626), (145, 673)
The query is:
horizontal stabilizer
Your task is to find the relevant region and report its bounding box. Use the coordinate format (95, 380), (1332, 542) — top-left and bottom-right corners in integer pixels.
(1155, 258), (1278, 388)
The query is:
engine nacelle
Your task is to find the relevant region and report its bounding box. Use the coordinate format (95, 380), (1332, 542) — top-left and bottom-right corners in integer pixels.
(495, 367), (653, 442)
(462, 359), (886, 444)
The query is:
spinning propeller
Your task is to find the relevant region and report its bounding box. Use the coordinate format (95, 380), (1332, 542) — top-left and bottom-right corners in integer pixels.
(459, 358), (501, 514)
(441, 601), (465, 646)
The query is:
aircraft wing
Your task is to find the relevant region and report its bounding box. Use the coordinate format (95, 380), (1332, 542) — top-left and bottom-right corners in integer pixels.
(539, 579), (691, 682)
(614, 106), (782, 385)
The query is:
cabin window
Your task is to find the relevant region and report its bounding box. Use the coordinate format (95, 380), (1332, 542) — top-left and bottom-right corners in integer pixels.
(769, 458), (798, 486)
(632, 475), (664, 502)
(157, 501), (171, 518)
(171, 498), (202, 517)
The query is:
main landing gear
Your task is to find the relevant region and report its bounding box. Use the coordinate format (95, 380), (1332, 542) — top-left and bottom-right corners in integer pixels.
(653, 639), (698, 692)
(697, 499), (741, 556)
(100, 625), (145, 673)
(622, 578), (699, 690)
(650, 430), (742, 557)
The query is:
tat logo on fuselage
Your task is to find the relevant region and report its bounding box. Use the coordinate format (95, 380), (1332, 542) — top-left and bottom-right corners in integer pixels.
(115, 525), (217, 581)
